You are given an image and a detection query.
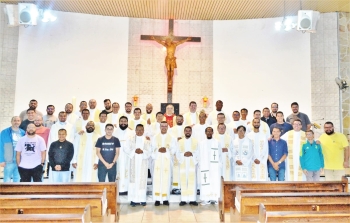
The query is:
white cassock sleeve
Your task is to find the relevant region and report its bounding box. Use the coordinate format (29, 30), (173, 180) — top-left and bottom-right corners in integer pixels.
(72, 133), (80, 164)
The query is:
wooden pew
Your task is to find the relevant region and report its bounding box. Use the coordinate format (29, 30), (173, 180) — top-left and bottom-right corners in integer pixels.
(0, 204), (91, 223)
(218, 176), (348, 221)
(258, 203), (350, 223)
(0, 182), (119, 222)
(231, 192), (350, 222)
(0, 192), (106, 217)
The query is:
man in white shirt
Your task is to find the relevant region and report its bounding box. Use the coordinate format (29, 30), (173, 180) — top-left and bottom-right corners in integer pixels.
(147, 112), (165, 138)
(74, 109), (91, 135)
(123, 102), (134, 120)
(228, 111), (247, 138)
(107, 102), (121, 127)
(214, 123), (233, 181)
(240, 108), (250, 126)
(75, 101), (88, 119)
(141, 103), (156, 124)
(94, 111), (108, 135)
(65, 103), (78, 125)
(88, 99), (101, 122)
(206, 100), (231, 126)
(183, 101), (199, 127)
(247, 110), (270, 139)
(128, 108), (147, 131)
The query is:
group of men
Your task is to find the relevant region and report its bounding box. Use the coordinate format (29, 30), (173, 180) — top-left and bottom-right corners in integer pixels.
(0, 99), (349, 207)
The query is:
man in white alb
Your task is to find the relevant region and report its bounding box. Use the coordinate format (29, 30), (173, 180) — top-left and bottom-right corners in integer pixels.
(75, 101), (88, 119)
(65, 103), (78, 125)
(94, 111), (108, 135)
(128, 108), (147, 131)
(126, 124), (151, 207)
(88, 99), (101, 122)
(72, 121), (100, 182)
(151, 121), (177, 206)
(212, 113), (234, 139)
(147, 112), (165, 138)
(233, 125), (253, 181)
(141, 103), (156, 124)
(247, 118), (268, 181)
(74, 109), (91, 134)
(183, 101), (199, 127)
(214, 123), (233, 181)
(193, 110), (208, 143)
(177, 126), (199, 206)
(199, 127), (221, 205)
(123, 102), (134, 120)
(247, 110), (270, 139)
(107, 102), (122, 127)
(282, 119), (306, 181)
(113, 116), (134, 194)
(206, 100), (231, 126)
(228, 111), (247, 138)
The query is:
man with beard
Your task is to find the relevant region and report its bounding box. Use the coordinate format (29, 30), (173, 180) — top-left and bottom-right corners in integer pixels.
(270, 102), (279, 121)
(319, 121), (349, 181)
(72, 121), (100, 182)
(177, 126), (199, 206)
(126, 124), (151, 207)
(75, 101), (88, 119)
(113, 116), (134, 194)
(65, 103), (78, 125)
(214, 123), (233, 181)
(43, 105), (57, 129)
(170, 115), (185, 194)
(206, 100), (231, 126)
(19, 108), (36, 131)
(96, 124), (120, 182)
(286, 102), (311, 132)
(94, 111), (108, 135)
(233, 126), (254, 181)
(15, 123), (46, 182)
(142, 103), (156, 124)
(123, 102), (134, 120)
(34, 115), (50, 146)
(102, 99), (113, 114)
(0, 116), (25, 182)
(107, 102), (122, 127)
(247, 118), (268, 181)
(183, 101), (199, 127)
(247, 110), (270, 139)
(88, 99), (101, 122)
(19, 99), (43, 121)
(74, 109), (91, 134)
(128, 108), (147, 131)
(151, 121), (177, 206)
(199, 127), (220, 205)
(261, 107), (276, 127)
(281, 119), (306, 181)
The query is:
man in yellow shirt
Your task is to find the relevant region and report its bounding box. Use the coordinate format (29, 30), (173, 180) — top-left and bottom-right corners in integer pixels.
(319, 121), (349, 181)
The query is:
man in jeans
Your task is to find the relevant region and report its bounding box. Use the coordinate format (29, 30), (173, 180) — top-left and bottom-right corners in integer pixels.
(15, 123), (46, 182)
(268, 127), (288, 181)
(0, 116), (26, 182)
(96, 124), (120, 182)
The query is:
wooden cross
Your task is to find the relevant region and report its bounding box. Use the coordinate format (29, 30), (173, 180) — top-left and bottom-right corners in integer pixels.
(141, 19), (201, 102)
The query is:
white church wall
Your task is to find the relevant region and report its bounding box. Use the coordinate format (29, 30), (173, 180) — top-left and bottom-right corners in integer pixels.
(213, 17), (312, 122)
(15, 11), (129, 115)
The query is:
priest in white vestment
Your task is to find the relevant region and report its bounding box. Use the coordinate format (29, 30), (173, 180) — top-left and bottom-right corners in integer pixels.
(247, 110), (271, 139)
(183, 101), (199, 127)
(72, 121), (100, 182)
(113, 116), (134, 194)
(211, 113), (234, 139)
(199, 127), (221, 205)
(247, 118), (268, 181)
(88, 99), (101, 123)
(107, 102), (122, 128)
(169, 115), (185, 193)
(75, 101), (88, 119)
(126, 124), (151, 206)
(206, 100), (231, 126)
(233, 125), (254, 181)
(146, 112), (165, 138)
(65, 103), (78, 125)
(177, 126), (199, 206)
(151, 121), (177, 206)
(74, 109), (91, 134)
(228, 111), (248, 138)
(128, 108), (147, 131)
(281, 119), (306, 181)
(214, 123), (233, 181)
(141, 103), (156, 124)
(94, 111), (108, 135)
(123, 102), (135, 120)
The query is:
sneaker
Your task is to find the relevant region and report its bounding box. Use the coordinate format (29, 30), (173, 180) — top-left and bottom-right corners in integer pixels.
(200, 200), (210, 206)
(210, 200), (218, 205)
(179, 201), (187, 206)
(189, 201), (198, 206)
(130, 201), (137, 207)
(155, 201), (160, 206)
(141, 202), (147, 206)
(163, 200), (170, 206)
(171, 188), (181, 195)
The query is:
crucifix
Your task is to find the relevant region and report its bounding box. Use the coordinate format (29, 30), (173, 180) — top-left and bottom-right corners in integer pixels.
(141, 19), (201, 102)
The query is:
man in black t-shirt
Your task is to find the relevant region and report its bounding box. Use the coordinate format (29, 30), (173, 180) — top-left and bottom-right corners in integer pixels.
(96, 124), (120, 182)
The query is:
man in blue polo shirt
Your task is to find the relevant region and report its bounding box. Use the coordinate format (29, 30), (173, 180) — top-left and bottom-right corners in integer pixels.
(269, 111), (292, 136)
(268, 127), (288, 181)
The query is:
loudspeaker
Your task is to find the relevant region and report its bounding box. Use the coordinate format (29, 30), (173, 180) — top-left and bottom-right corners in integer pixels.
(4, 4), (19, 27)
(297, 10), (320, 33)
(18, 3), (38, 25)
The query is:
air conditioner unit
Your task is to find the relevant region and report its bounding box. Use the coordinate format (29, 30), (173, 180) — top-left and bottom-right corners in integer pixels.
(297, 10), (320, 33)
(18, 3), (38, 25)
(4, 4), (19, 27)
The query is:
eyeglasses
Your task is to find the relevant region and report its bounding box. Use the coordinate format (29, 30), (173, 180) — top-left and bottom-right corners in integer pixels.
(106, 128), (114, 131)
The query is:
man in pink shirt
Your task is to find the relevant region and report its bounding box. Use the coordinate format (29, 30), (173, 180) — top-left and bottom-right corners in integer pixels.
(34, 115), (50, 146)
(15, 123), (46, 182)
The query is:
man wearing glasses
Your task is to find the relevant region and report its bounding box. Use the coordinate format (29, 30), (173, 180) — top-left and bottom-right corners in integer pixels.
(43, 105), (57, 129)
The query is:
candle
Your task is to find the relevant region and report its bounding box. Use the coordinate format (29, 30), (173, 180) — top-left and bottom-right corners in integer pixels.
(72, 96), (76, 112)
